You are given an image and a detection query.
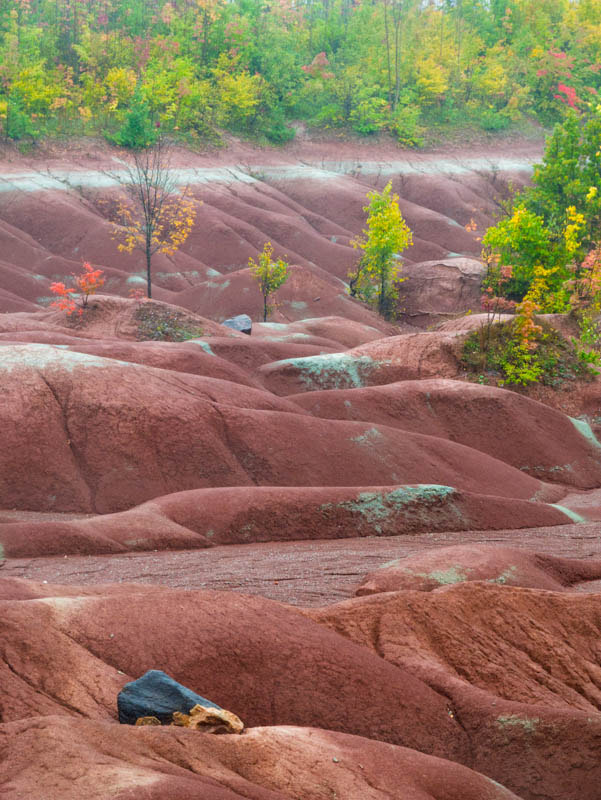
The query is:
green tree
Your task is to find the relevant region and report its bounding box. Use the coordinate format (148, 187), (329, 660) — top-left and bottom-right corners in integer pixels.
(482, 204), (557, 300)
(349, 181), (413, 318)
(110, 82), (157, 149)
(526, 109), (601, 249)
(249, 242), (289, 321)
(483, 107), (601, 305)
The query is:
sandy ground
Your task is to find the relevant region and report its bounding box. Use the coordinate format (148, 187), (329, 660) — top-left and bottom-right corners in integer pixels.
(3, 521), (601, 606)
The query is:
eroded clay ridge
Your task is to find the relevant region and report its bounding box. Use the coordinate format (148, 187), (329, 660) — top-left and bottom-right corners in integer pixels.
(0, 142), (537, 320)
(4, 141), (601, 800)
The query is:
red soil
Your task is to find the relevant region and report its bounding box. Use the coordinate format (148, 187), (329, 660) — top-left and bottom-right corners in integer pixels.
(4, 140), (601, 800)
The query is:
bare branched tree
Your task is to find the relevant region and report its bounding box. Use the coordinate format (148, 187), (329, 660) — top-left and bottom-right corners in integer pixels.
(112, 136), (197, 298)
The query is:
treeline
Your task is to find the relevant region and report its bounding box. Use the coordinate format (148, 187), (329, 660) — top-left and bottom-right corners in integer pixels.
(1, 0), (600, 146)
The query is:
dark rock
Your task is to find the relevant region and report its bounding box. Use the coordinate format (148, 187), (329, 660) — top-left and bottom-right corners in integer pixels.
(118, 669), (221, 725)
(223, 314), (252, 335)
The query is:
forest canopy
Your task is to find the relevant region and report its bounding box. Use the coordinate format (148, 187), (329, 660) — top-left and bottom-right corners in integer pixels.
(1, 0), (601, 146)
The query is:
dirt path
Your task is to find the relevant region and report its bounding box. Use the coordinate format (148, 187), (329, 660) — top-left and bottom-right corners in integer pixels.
(3, 521), (601, 606)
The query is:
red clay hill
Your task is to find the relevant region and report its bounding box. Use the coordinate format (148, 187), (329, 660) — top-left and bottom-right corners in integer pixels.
(3, 139), (601, 800)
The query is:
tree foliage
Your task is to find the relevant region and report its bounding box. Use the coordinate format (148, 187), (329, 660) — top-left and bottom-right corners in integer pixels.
(1, 1), (600, 145)
(249, 242), (289, 321)
(50, 262), (105, 316)
(110, 136), (198, 298)
(350, 181), (412, 318)
(468, 104), (601, 386)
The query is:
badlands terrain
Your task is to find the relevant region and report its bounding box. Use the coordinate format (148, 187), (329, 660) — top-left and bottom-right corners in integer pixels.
(2, 138), (601, 800)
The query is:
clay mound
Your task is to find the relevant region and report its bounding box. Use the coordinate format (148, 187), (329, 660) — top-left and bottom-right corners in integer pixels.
(0, 508), (211, 557)
(556, 487), (601, 522)
(391, 172), (500, 228)
(0, 260), (53, 311)
(291, 379), (601, 488)
(0, 343), (304, 513)
(0, 485), (570, 558)
(0, 587), (465, 759)
(311, 582), (601, 800)
(1, 344), (565, 514)
(0, 191), (196, 303)
(253, 315), (394, 348)
(37, 295), (239, 341)
(266, 174), (477, 264)
(0, 149), (532, 315)
(0, 329), (101, 345)
(0, 311), (78, 336)
(187, 180), (357, 276)
(0, 576), (165, 602)
(245, 325), (344, 349)
(176, 262), (393, 329)
(355, 544), (601, 595)
(0, 717), (521, 800)
(437, 312), (513, 333)
(438, 312), (576, 340)
(401, 257), (485, 327)
(58, 339), (261, 387)
(1, 342), (563, 514)
(260, 332), (462, 395)
(188, 334), (340, 373)
(0, 286), (39, 313)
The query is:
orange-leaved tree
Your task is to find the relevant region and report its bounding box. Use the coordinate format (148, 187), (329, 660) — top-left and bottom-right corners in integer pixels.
(111, 135), (198, 298)
(50, 262), (105, 316)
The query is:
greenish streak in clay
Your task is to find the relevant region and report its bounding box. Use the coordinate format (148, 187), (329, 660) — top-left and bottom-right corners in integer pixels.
(124, 538), (153, 549)
(289, 300), (308, 310)
(422, 566), (468, 585)
(549, 504), (587, 523)
(488, 566), (518, 585)
(191, 340), (216, 356)
(126, 274), (146, 285)
(266, 333), (313, 342)
(496, 714), (540, 734)
(205, 279), (230, 290)
(521, 463), (574, 474)
(0, 542), (4, 560)
(0, 344), (131, 372)
(273, 353), (386, 391)
(570, 416), (601, 450)
(351, 427), (384, 447)
(320, 485), (457, 533)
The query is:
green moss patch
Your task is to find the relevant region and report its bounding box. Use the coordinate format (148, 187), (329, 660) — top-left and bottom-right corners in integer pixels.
(134, 302), (205, 342)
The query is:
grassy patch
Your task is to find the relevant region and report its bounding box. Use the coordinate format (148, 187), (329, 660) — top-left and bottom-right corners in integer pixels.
(460, 319), (595, 388)
(134, 302), (205, 342)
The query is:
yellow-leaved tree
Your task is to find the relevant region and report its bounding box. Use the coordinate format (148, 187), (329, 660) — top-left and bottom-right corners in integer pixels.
(249, 242), (289, 321)
(112, 135), (198, 298)
(349, 182), (412, 318)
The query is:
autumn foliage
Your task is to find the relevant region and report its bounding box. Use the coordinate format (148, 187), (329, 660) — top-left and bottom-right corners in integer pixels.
(1, 1), (600, 145)
(248, 242), (289, 322)
(50, 263), (105, 316)
(350, 182), (412, 319)
(110, 136), (198, 298)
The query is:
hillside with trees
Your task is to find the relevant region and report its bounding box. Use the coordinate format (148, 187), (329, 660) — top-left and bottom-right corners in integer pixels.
(1, 0), (601, 146)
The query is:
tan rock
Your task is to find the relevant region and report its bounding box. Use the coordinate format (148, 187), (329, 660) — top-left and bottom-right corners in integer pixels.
(135, 716), (161, 726)
(172, 703), (244, 734)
